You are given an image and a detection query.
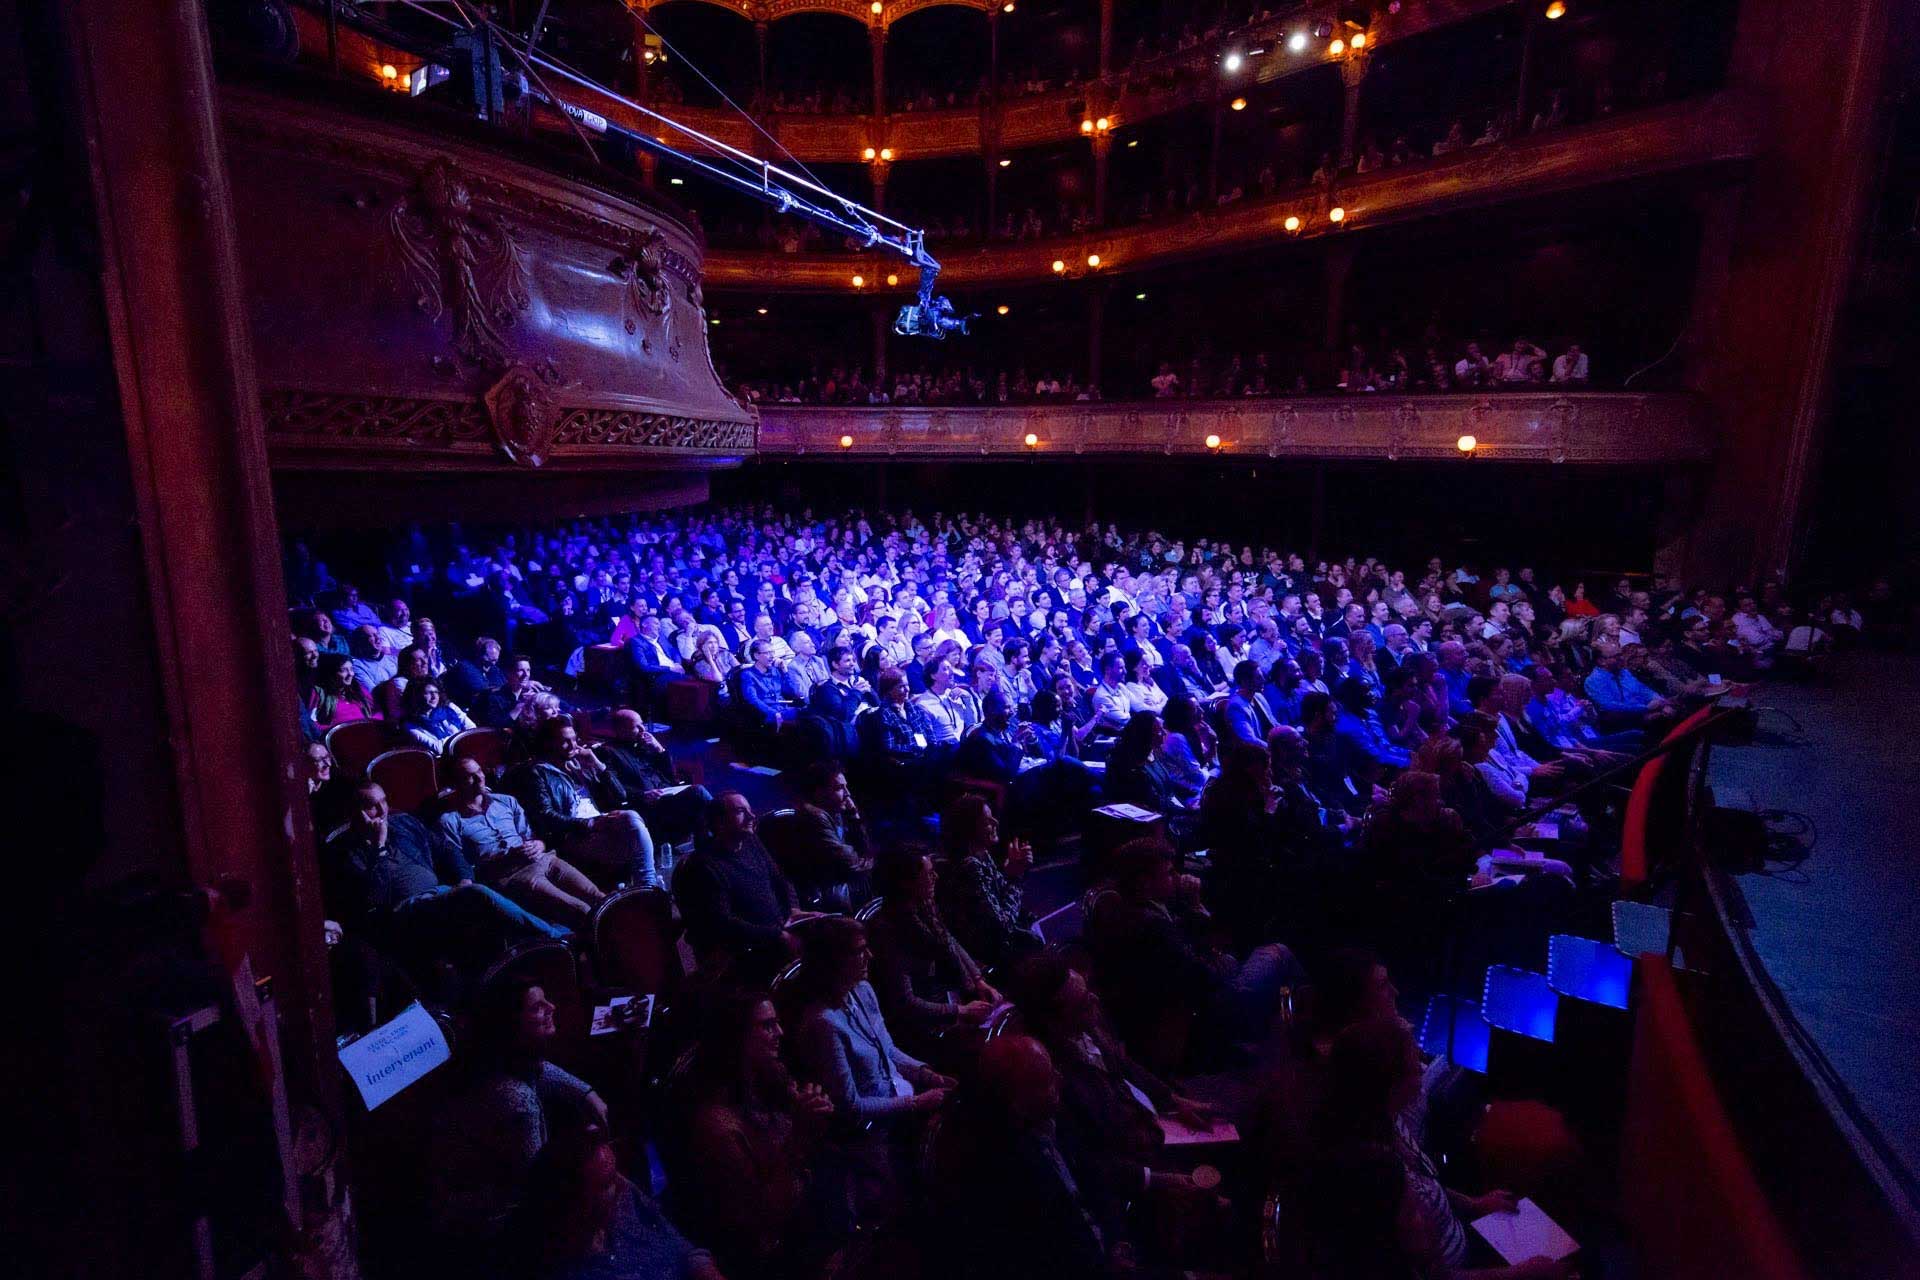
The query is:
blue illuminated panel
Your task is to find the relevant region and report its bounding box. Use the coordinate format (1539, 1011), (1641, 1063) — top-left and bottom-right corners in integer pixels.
(1482, 966), (1559, 1042)
(1548, 934), (1633, 1010)
(1418, 995), (1491, 1072)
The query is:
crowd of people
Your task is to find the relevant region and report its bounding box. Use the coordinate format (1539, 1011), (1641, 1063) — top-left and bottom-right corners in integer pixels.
(286, 505), (1897, 1280)
(730, 329), (1591, 408)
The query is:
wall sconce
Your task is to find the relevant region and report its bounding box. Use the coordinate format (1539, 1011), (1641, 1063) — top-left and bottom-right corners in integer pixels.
(1023, 432), (1040, 448)
(1457, 434), (1479, 454)
(840, 434), (856, 448)
(1205, 433), (1223, 450)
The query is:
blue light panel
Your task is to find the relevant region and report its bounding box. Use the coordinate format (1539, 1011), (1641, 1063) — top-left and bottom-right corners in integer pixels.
(1482, 966), (1559, 1042)
(1418, 995), (1491, 1072)
(1547, 934), (1633, 1010)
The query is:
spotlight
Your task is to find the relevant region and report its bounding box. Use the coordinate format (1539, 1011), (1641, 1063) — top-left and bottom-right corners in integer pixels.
(840, 434), (855, 448)
(756, 307), (769, 315)
(863, 146), (877, 160)
(996, 304), (1010, 315)
(1223, 52), (1244, 73)
(1351, 32), (1366, 48)
(380, 63), (398, 79)
(852, 274), (865, 287)
(1288, 31), (1309, 52)
(1095, 116), (1109, 131)
(1329, 205), (1346, 222)
(1205, 433), (1223, 450)
(1086, 253), (1101, 267)
(1545, 0), (1566, 16)
(1284, 214), (1302, 232)
(1329, 37), (1345, 55)
(1023, 432), (1039, 447)
(886, 273), (899, 286)
(1230, 97), (1247, 111)
(879, 147), (894, 161)
(1052, 259), (1066, 273)
(1457, 434), (1478, 453)
(999, 157), (1012, 167)
(1081, 118), (1094, 134)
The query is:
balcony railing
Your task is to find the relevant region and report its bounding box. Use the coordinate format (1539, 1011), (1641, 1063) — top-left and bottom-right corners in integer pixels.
(707, 92), (1762, 289)
(755, 390), (1712, 464)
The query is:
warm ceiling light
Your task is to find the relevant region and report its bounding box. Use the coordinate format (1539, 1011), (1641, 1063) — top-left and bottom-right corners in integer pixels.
(669, 177), (685, 185)
(998, 157), (1011, 167)
(380, 62), (398, 79)
(1230, 97), (1247, 111)
(1545, 1), (1567, 17)
(886, 273), (900, 286)
(1457, 434), (1478, 453)
(1095, 116), (1109, 131)
(1081, 118), (1094, 134)
(1288, 31), (1309, 52)
(756, 307), (768, 314)
(1223, 52), (1244, 73)
(1351, 32), (1367, 48)
(1204, 433), (1223, 450)
(996, 304), (1010, 315)
(1126, 139), (1138, 147)
(840, 433), (855, 448)
(1329, 37), (1345, 55)
(1051, 259), (1066, 273)
(879, 147), (894, 161)
(870, 1), (882, 12)
(1284, 214), (1302, 232)
(1086, 253), (1101, 267)
(851, 274), (866, 287)
(1134, 291), (1148, 300)
(1003, 2), (1015, 10)
(863, 146), (877, 160)
(1328, 205), (1346, 222)
(1023, 432), (1039, 447)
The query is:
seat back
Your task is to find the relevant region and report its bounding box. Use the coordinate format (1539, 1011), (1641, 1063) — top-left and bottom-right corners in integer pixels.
(590, 887), (683, 998)
(853, 896), (884, 923)
(663, 678), (716, 725)
(368, 749), (441, 816)
(327, 719), (395, 779)
(757, 807), (806, 878)
(447, 726), (512, 778)
(474, 940), (590, 1071)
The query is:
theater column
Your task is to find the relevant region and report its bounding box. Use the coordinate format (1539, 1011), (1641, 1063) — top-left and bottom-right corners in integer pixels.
(1338, 51), (1370, 169)
(985, 7), (1001, 228)
(1098, 0), (1115, 80)
(1088, 281), (1107, 397)
(1323, 240), (1357, 355)
(1685, 0), (1891, 584)
(754, 19), (770, 110)
(870, 19), (886, 116)
(872, 304), (891, 383)
(1092, 127), (1112, 226)
(631, 9), (657, 187)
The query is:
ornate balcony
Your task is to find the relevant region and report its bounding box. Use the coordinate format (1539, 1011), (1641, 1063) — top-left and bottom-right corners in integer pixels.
(221, 84), (756, 472)
(709, 91), (1762, 290)
(754, 391), (1713, 464)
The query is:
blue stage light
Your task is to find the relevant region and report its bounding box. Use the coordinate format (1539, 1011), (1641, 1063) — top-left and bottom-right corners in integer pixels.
(1548, 934), (1633, 1010)
(1419, 995), (1491, 1071)
(1482, 966), (1559, 1042)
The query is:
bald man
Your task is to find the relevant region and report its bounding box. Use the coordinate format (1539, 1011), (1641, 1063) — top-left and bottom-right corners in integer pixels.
(596, 708), (713, 846)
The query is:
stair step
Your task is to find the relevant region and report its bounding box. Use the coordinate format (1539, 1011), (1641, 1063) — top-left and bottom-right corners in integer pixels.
(1481, 966), (1560, 1042)
(1418, 995), (1491, 1072)
(1547, 934), (1633, 1010)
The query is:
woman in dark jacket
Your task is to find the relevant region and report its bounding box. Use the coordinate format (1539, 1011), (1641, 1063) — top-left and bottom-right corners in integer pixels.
(866, 846), (1001, 1059)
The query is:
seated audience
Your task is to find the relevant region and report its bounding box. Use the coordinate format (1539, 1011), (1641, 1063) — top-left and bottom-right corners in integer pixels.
(672, 791), (797, 980)
(505, 715), (658, 889)
(866, 846), (1000, 1051)
(936, 793), (1042, 969)
(594, 708), (711, 846)
(439, 756), (606, 929)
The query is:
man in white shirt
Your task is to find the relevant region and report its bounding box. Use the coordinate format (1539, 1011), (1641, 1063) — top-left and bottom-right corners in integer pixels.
(1731, 595), (1782, 655)
(1551, 344), (1589, 383)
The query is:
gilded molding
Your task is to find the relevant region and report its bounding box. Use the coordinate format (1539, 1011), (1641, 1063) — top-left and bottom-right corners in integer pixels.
(263, 390), (756, 456)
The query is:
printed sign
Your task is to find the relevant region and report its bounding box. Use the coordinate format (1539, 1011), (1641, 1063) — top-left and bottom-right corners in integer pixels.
(338, 1001), (451, 1110)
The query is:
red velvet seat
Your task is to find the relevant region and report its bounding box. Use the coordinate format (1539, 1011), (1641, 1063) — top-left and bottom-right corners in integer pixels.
(326, 719), (395, 779)
(589, 888), (683, 998)
(368, 748), (440, 816)
(446, 726), (512, 781)
(663, 679), (716, 726)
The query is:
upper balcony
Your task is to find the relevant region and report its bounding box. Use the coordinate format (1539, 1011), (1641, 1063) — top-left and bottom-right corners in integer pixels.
(755, 389), (1713, 464)
(705, 90), (1761, 289)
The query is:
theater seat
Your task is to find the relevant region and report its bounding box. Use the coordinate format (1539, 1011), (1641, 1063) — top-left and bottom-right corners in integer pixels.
(663, 679), (715, 726)
(590, 888), (683, 999)
(582, 643), (626, 694)
(327, 719), (395, 779)
(944, 774), (1008, 815)
(446, 726), (512, 780)
(475, 939), (590, 1070)
(368, 748), (440, 816)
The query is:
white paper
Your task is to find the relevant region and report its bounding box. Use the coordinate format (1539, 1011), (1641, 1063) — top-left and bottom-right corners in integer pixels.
(1095, 803), (1159, 821)
(1470, 1198), (1578, 1265)
(1158, 1115), (1240, 1146)
(590, 994), (654, 1036)
(652, 784), (693, 797)
(338, 1001), (451, 1110)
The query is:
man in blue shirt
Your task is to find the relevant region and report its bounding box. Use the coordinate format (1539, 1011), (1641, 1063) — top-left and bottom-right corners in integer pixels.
(737, 638), (795, 733)
(1332, 678), (1411, 788)
(1584, 643), (1674, 727)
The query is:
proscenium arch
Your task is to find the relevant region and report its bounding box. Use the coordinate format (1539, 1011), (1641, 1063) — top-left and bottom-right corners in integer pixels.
(637, 0), (992, 27)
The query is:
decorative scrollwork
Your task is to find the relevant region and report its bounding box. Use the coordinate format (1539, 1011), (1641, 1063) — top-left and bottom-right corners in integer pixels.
(262, 390), (490, 441)
(550, 408), (757, 450)
(485, 364), (564, 467)
(389, 158), (531, 368)
(610, 227), (671, 337)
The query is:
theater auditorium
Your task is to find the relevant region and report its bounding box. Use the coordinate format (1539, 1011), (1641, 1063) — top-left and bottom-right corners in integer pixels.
(5, 0), (1919, 1277)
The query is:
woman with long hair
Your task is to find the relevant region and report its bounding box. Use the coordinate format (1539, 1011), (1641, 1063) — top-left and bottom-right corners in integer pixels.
(508, 1126), (723, 1279)
(308, 651), (379, 726)
(934, 793), (1040, 970)
(867, 846), (1000, 1053)
(400, 676), (476, 753)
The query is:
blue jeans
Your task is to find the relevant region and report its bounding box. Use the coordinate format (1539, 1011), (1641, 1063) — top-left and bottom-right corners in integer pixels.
(398, 883), (568, 942)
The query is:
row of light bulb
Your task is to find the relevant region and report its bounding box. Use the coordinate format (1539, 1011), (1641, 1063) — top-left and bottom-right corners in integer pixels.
(831, 432), (1481, 452)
